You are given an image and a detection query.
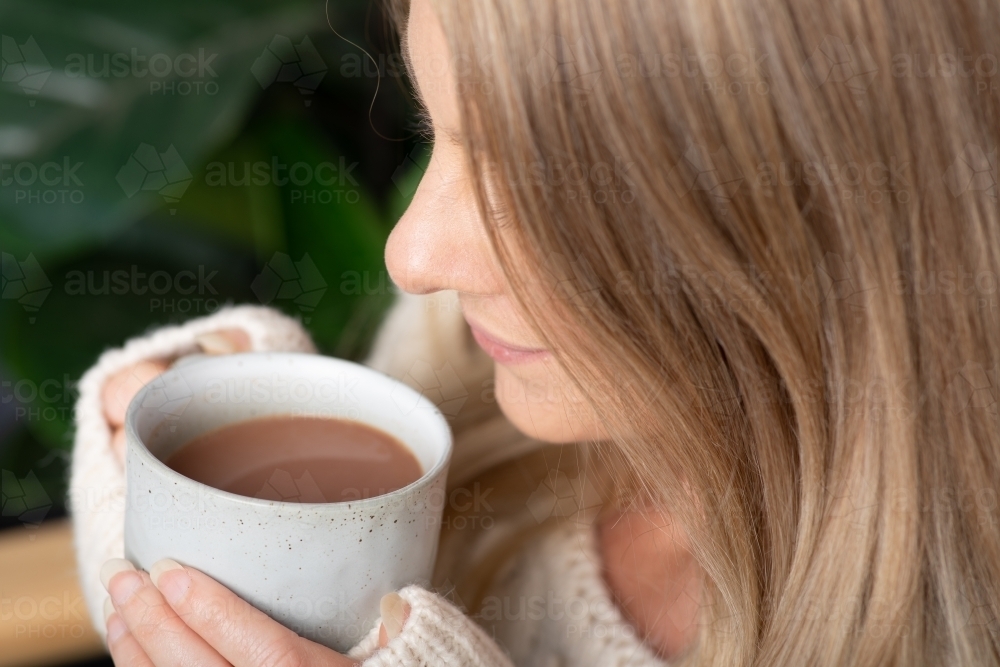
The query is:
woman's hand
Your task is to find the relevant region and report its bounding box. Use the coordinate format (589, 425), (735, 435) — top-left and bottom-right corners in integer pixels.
(101, 328), (251, 463)
(97, 327), (413, 663)
(100, 558), (411, 667)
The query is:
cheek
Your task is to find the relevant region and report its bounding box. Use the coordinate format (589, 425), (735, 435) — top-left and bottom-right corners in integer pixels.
(492, 362), (607, 444)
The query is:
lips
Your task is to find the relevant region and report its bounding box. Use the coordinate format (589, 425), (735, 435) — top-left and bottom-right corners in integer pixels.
(466, 320), (550, 365)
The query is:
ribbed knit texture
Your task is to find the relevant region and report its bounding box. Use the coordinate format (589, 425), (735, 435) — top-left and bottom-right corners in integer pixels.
(483, 520), (667, 666)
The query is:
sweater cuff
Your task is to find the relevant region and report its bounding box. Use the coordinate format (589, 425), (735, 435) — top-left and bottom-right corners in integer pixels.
(69, 305), (317, 639)
(348, 585), (515, 667)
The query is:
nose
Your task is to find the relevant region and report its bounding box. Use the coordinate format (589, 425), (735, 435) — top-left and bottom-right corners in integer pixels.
(385, 152), (504, 296)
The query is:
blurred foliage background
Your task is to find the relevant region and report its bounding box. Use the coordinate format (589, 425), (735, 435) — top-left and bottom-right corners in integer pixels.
(0, 0), (428, 533)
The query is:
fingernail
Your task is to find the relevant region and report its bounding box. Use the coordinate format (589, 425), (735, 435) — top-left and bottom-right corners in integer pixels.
(380, 592), (407, 640)
(150, 559), (190, 604)
(103, 596), (115, 622)
(195, 332), (238, 355)
(149, 558), (183, 587)
(100, 558), (136, 590)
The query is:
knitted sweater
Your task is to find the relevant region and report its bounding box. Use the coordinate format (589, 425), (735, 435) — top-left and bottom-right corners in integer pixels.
(69, 290), (667, 666)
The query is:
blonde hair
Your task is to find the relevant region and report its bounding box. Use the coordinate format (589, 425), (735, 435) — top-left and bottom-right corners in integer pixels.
(389, 0), (1000, 664)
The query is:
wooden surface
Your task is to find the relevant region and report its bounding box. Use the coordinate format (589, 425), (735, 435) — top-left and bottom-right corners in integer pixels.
(0, 520), (106, 667)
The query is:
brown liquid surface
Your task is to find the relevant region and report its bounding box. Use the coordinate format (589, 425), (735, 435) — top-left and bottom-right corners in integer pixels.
(164, 416), (422, 503)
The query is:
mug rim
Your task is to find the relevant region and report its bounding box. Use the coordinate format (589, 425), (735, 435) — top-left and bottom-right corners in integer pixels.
(124, 351), (453, 511)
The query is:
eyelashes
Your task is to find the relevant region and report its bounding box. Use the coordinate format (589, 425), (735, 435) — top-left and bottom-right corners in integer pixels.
(412, 106), (435, 142)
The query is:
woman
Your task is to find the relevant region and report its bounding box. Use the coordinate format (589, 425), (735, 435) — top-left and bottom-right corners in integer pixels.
(70, 0), (1000, 664)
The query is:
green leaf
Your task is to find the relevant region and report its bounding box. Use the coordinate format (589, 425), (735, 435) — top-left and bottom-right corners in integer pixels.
(250, 118), (395, 359)
(0, 0), (334, 261)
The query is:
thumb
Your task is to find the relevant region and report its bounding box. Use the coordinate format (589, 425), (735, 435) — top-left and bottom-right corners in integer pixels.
(377, 592), (411, 647)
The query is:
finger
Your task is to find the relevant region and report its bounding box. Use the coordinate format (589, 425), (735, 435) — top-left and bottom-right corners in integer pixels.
(103, 560), (229, 667)
(149, 559), (356, 667)
(378, 593), (411, 647)
(194, 328), (251, 355)
(102, 359), (171, 427)
(105, 603), (155, 667)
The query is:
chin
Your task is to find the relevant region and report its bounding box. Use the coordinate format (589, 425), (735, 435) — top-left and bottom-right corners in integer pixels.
(492, 363), (603, 444)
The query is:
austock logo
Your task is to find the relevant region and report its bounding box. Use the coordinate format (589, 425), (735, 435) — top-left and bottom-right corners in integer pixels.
(539, 252), (602, 312)
(251, 35), (327, 106)
(116, 143), (193, 213)
(960, 574), (1000, 631)
(804, 35), (878, 98)
(2, 157), (86, 205)
(1, 252), (51, 323)
(138, 370), (195, 428)
(391, 360), (469, 418)
(1, 35), (51, 103)
(254, 469), (326, 503)
(251, 252), (328, 323)
(526, 469), (602, 523)
(391, 145), (429, 199)
(667, 142), (744, 214)
(1, 469), (52, 526)
(526, 35), (603, 99)
(947, 361), (1000, 419)
(63, 47), (219, 96)
(943, 143), (998, 202)
(799, 252), (877, 325)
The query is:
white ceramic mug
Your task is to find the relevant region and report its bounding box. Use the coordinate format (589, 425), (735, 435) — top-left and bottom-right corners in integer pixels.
(123, 352), (452, 652)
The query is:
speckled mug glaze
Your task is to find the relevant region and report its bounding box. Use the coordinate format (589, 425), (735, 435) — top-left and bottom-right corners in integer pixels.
(123, 352), (452, 652)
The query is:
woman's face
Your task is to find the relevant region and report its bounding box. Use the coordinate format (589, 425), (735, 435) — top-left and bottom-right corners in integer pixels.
(385, 0), (606, 444)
